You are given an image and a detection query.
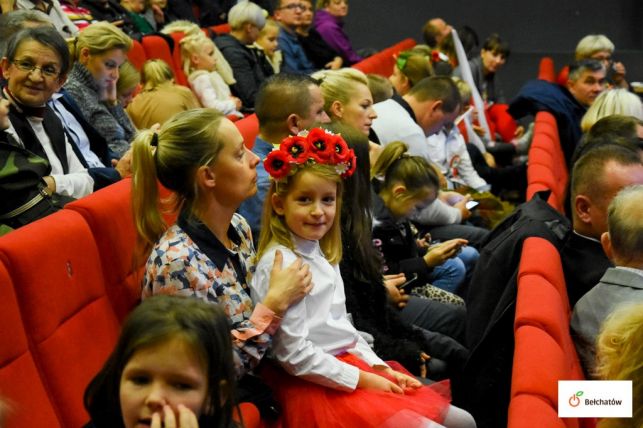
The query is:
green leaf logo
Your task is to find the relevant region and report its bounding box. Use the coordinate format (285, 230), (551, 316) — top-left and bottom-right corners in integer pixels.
(576, 391), (584, 397)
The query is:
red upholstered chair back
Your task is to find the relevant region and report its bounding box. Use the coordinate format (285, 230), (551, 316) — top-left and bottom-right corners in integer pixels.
(352, 38), (416, 77)
(0, 210), (121, 427)
(0, 262), (61, 428)
(140, 35), (183, 85)
(508, 237), (594, 428)
(167, 31), (190, 87)
(66, 178), (145, 321)
(211, 23), (231, 34)
(235, 113), (260, 149)
(127, 39), (147, 71)
(538, 57), (556, 82)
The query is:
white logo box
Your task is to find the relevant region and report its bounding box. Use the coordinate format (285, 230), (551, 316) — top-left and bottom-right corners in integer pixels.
(558, 380), (632, 418)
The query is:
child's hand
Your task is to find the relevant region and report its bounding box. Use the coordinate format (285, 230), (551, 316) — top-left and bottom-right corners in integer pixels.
(263, 250), (313, 315)
(357, 370), (403, 394)
(386, 368), (422, 390)
(423, 239), (467, 267)
(453, 195), (472, 221)
(383, 273), (409, 309)
(151, 404), (199, 428)
(232, 96), (242, 110)
(0, 99), (10, 130)
(416, 233), (431, 250)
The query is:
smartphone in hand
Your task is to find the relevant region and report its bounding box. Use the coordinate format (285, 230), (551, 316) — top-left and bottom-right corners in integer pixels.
(465, 200), (480, 210)
(400, 273), (419, 294)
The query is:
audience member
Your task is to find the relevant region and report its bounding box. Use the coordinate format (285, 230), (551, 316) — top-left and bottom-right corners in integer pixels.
(0, 10), (52, 57)
(59, 0), (95, 30)
(580, 88), (643, 132)
(115, 60), (139, 108)
(313, 0), (362, 65)
(296, 0), (342, 70)
(1, 26), (93, 228)
(326, 123), (469, 379)
(274, 0), (315, 74)
(237, 73), (329, 237)
(181, 33), (243, 116)
(366, 73), (393, 104)
(389, 50), (433, 97)
(594, 302), (643, 428)
(371, 141), (478, 296)
(15, 0), (78, 37)
(571, 184), (643, 375)
(509, 59), (606, 165)
(422, 17), (452, 49)
(251, 129), (476, 428)
(132, 108), (312, 384)
(84, 295), (239, 428)
(79, 0), (141, 40)
(254, 18), (282, 73)
(214, 1), (271, 109)
(572, 115), (643, 165)
(575, 34), (628, 90)
(127, 58), (199, 129)
(119, 0), (155, 34)
(562, 145), (643, 306)
(64, 21), (135, 157)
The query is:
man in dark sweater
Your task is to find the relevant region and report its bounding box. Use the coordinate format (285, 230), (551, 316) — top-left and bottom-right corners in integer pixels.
(562, 144), (643, 306)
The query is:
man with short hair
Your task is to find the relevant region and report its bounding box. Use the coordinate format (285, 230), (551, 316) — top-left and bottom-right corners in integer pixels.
(571, 184), (643, 375)
(237, 73), (329, 237)
(422, 17), (452, 49)
(562, 145), (643, 306)
(274, 0), (314, 74)
(509, 59), (606, 165)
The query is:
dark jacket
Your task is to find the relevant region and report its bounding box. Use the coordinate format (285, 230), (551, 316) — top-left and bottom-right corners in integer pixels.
(298, 27), (339, 70)
(371, 190), (433, 284)
(452, 191), (571, 428)
(508, 79), (586, 166)
(214, 33), (270, 109)
(79, 0), (143, 40)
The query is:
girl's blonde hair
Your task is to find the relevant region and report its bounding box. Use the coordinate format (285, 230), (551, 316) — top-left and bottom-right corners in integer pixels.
(257, 164), (344, 264)
(371, 141), (440, 204)
(595, 302), (643, 428)
(179, 33), (213, 76)
(160, 20), (201, 36)
(68, 21), (132, 62)
(581, 89), (643, 132)
(141, 59), (175, 90)
(116, 60), (140, 95)
(131, 108), (227, 252)
(312, 68), (369, 118)
(259, 17), (279, 37)
(451, 76), (472, 104)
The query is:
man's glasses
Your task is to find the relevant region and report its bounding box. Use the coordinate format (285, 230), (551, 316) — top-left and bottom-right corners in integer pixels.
(12, 59), (60, 79)
(280, 3), (305, 10)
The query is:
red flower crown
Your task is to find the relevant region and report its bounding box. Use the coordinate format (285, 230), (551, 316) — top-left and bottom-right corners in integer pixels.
(264, 128), (357, 180)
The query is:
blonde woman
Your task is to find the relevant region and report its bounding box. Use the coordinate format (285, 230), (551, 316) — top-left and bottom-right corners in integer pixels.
(64, 21), (134, 157)
(580, 89), (643, 132)
(126, 59), (200, 129)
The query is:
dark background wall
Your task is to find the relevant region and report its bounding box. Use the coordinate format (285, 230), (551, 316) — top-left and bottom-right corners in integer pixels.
(344, 0), (643, 99)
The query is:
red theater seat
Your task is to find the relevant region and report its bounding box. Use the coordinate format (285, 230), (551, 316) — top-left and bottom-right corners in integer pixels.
(235, 113), (260, 149)
(167, 32), (190, 87)
(0, 210), (120, 427)
(352, 38), (416, 77)
(127, 39), (147, 70)
(141, 35), (185, 85)
(538, 57), (556, 83)
(0, 263), (61, 428)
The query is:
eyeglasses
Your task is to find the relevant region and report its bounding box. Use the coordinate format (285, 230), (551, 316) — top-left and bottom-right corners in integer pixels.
(280, 3), (305, 10)
(12, 59), (60, 79)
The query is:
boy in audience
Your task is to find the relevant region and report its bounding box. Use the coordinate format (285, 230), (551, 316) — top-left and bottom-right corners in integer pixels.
(237, 73), (329, 237)
(562, 145), (643, 306)
(571, 184), (643, 376)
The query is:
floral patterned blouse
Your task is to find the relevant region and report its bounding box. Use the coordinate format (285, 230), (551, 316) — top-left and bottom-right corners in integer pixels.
(142, 213), (280, 377)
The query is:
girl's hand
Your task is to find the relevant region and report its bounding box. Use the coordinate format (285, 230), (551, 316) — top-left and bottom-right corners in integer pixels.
(482, 151), (496, 168)
(379, 367), (422, 390)
(357, 370), (403, 394)
(232, 96), (242, 110)
(151, 404), (199, 428)
(424, 239), (467, 267)
(419, 352), (430, 378)
(263, 250), (313, 315)
(383, 273), (408, 309)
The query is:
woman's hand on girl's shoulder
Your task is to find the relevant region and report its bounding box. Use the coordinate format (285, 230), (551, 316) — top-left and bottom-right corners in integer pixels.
(151, 404), (199, 428)
(263, 250), (313, 315)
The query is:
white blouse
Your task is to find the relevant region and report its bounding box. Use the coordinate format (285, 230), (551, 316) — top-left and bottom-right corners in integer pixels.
(251, 236), (387, 392)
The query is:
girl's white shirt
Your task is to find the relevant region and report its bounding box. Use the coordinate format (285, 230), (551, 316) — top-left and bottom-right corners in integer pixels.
(250, 235), (387, 392)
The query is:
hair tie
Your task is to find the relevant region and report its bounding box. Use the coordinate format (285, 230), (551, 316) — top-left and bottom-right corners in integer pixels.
(150, 132), (159, 147)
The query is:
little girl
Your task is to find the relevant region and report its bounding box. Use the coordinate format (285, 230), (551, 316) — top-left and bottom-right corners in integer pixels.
(180, 34), (243, 117)
(84, 295), (237, 428)
(254, 18), (281, 74)
(251, 129), (476, 428)
(371, 141), (479, 296)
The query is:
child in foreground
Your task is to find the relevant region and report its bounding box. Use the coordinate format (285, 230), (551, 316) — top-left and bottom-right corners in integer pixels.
(251, 129), (476, 427)
(84, 295), (238, 428)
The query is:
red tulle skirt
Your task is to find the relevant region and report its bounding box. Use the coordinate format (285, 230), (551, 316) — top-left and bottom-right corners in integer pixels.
(260, 354), (451, 428)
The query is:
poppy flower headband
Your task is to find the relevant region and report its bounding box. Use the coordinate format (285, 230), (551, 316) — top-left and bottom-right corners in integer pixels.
(264, 128), (357, 181)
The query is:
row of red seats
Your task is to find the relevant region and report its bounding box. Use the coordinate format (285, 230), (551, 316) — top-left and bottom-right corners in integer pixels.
(508, 237), (595, 428)
(0, 178), (261, 427)
(526, 111), (569, 214)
